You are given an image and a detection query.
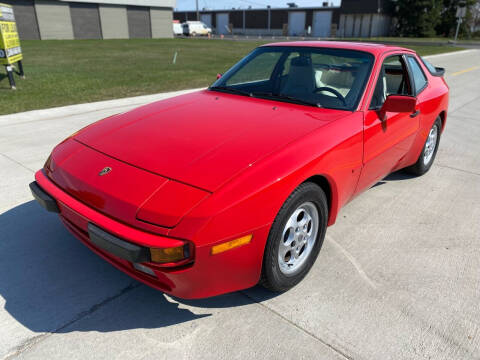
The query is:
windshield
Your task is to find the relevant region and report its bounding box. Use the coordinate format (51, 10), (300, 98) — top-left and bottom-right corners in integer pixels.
(210, 46), (374, 110)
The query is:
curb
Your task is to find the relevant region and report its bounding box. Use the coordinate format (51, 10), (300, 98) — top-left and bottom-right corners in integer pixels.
(423, 49), (478, 59)
(0, 88), (205, 125)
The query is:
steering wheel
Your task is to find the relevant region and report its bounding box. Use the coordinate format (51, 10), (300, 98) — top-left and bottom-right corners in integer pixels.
(314, 86), (347, 106)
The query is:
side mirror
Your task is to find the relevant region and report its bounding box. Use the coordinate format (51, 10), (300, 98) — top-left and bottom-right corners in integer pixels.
(379, 95), (416, 120)
(216, 73), (222, 80)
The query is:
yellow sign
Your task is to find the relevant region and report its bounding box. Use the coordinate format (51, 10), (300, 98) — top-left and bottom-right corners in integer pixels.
(0, 3), (22, 65)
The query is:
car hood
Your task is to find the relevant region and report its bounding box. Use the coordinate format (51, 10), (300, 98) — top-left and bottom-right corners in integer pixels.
(75, 90), (342, 192)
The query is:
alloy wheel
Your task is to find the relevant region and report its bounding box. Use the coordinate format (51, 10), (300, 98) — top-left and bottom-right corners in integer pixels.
(278, 202), (319, 276)
(423, 124), (438, 166)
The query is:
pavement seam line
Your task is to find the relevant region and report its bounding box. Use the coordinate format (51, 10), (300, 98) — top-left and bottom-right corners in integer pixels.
(239, 290), (354, 360)
(434, 163), (480, 176)
(0, 153), (35, 173)
(3, 282), (141, 360)
(327, 235), (377, 290)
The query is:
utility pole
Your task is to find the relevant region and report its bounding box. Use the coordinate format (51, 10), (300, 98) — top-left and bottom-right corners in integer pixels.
(196, 0), (199, 20)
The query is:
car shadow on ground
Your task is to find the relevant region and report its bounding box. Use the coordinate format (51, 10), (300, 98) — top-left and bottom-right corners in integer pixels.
(373, 170), (417, 187)
(0, 170), (418, 334)
(0, 201), (276, 334)
(384, 170), (417, 181)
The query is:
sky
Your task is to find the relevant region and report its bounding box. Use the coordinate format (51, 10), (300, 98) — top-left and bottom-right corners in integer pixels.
(175, 0), (342, 11)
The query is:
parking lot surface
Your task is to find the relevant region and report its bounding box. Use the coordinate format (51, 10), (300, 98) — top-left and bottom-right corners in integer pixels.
(1, 49), (479, 360)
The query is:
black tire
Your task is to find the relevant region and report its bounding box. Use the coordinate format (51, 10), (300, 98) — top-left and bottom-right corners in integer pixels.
(405, 117), (442, 176)
(260, 182), (328, 292)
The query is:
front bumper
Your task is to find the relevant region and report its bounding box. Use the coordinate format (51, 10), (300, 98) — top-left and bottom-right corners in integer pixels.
(29, 181), (60, 213)
(31, 170), (270, 299)
(31, 180), (153, 265)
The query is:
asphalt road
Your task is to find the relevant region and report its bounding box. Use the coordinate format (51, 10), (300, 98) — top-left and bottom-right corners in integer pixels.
(1, 49), (479, 360)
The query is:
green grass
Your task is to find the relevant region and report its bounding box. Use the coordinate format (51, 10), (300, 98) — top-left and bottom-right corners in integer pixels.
(343, 36), (480, 44)
(0, 38), (465, 115)
(402, 44), (465, 55)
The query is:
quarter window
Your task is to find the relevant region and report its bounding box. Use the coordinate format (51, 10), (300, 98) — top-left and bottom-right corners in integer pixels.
(406, 56), (428, 94)
(421, 57), (437, 74)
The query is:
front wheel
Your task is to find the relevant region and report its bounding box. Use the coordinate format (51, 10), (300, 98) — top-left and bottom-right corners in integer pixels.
(406, 117), (442, 176)
(260, 182), (328, 292)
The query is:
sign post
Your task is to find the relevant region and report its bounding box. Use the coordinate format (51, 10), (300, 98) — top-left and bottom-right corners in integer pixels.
(0, 3), (23, 90)
(454, 6), (467, 42)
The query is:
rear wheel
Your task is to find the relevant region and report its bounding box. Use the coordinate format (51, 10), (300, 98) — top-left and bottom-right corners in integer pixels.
(406, 117), (442, 176)
(260, 182), (328, 292)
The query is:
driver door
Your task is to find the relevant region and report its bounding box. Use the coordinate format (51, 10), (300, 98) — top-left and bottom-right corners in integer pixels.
(356, 54), (420, 192)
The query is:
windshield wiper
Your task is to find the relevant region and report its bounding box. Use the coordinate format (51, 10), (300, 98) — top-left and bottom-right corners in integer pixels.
(209, 86), (252, 97)
(251, 92), (322, 108)
(209, 88), (322, 108)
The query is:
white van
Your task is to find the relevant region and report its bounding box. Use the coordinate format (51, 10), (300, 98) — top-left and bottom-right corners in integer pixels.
(183, 21), (212, 36)
(173, 21), (183, 36)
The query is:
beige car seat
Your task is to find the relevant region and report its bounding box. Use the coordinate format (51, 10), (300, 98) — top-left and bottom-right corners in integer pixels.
(281, 56), (316, 96)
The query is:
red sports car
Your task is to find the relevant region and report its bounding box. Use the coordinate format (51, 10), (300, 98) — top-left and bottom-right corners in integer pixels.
(30, 42), (448, 299)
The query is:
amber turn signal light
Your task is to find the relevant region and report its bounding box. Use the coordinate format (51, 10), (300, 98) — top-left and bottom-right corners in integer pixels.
(211, 234), (252, 255)
(150, 245), (188, 263)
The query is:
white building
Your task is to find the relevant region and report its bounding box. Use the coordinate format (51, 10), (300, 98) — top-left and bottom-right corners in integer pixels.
(4, 0), (176, 40)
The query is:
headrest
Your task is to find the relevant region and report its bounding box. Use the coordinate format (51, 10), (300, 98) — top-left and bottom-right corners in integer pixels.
(290, 56), (311, 67)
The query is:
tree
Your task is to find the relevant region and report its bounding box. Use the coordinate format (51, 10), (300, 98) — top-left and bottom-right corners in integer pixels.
(469, 0), (480, 34)
(436, 0), (476, 37)
(393, 0), (443, 37)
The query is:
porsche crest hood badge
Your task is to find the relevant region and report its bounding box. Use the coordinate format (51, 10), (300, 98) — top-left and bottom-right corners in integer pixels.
(99, 167), (112, 176)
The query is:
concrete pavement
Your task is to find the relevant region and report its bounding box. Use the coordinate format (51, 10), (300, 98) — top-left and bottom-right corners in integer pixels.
(1, 49), (480, 360)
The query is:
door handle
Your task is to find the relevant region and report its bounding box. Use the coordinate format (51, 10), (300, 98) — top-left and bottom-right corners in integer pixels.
(410, 110), (421, 118)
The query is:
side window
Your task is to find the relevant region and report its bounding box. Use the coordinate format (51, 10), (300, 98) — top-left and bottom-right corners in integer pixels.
(225, 52), (282, 86)
(370, 55), (412, 109)
(406, 56), (428, 94)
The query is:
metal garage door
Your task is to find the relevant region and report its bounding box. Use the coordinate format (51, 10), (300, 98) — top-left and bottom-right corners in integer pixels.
(99, 5), (128, 39)
(312, 11), (332, 37)
(345, 15), (354, 37)
(150, 8), (172, 38)
(216, 13), (229, 34)
(35, 0), (74, 40)
(4, 0), (40, 40)
(288, 11), (305, 36)
(200, 14), (212, 28)
(353, 15), (362, 37)
(360, 15), (371, 37)
(127, 6), (151, 38)
(70, 3), (102, 39)
(338, 14), (345, 37)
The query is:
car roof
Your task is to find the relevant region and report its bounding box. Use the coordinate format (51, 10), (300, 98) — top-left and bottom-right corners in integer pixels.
(262, 41), (416, 56)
